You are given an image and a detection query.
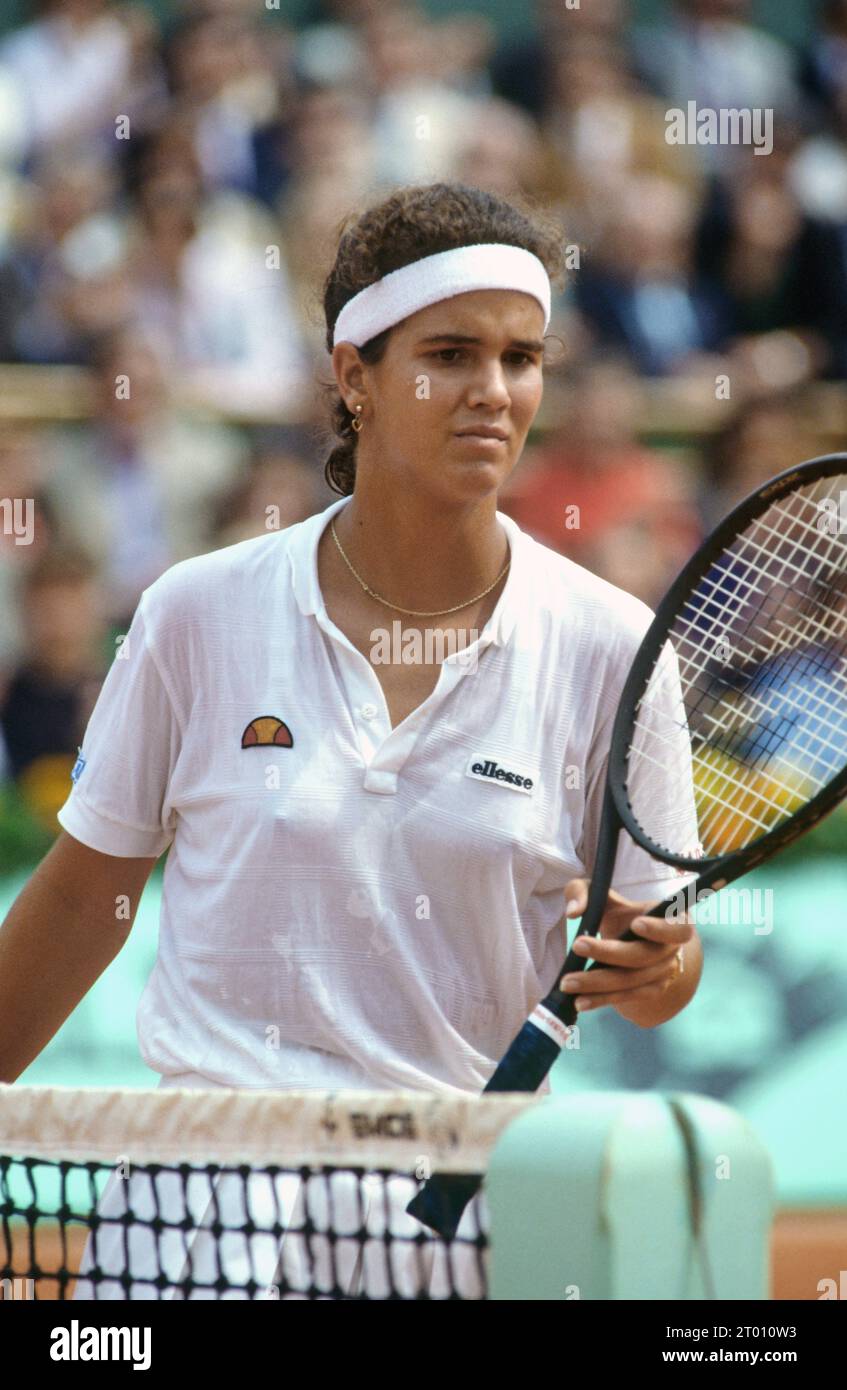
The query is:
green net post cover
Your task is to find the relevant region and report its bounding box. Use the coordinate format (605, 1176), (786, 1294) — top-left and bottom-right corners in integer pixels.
(485, 1091), (774, 1301)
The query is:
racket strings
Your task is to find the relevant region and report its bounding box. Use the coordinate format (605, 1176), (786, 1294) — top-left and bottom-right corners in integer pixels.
(633, 633), (847, 802)
(626, 475), (847, 858)
(690, 656), (847, 779)
(675, 563), (847, 670)
(678, 583), (847, 783)
(674, 494), (847, 678)
(646, 641), (847, 776)
(684, 492), (847, 849)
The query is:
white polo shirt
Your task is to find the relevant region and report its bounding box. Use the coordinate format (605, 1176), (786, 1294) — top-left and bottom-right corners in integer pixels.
(57, 495), (696, 1095)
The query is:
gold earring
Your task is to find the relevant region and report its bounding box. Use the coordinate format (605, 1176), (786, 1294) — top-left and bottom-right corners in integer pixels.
(351, 404), (364, 433)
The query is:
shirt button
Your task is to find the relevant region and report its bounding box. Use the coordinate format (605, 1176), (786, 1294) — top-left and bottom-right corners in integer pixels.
(360, 703), (378, 720)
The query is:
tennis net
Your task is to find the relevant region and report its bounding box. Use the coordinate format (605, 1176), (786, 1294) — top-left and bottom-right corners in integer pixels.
(0, 1084), (536, 1301)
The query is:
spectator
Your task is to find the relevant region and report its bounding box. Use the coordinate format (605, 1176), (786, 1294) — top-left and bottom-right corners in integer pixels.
(0, 0), (162, 168)
(500, 357), (701, 606)
(38, 327), (250, 626)
(453, 96), (554, 200)
(275, 85), (377, 358)
(632, 0), (800, 176)
(535, 33), (703, 239)
(208, 447), (328, 549)
(699, 393), (820, 529)
(572, 172), (731, 376)
(696, 151), (845, 383)
(0, 427), (58, 676)
(489, 0), (630, 121)
(797, 0), (847, 125)
(0, 543), (106, 831)
(123, 141), (312, 416)
(359, 3), (493, 187)
(0, 147), (122, 363)
(158, 8), (282, 198)
(789, 96), (847, 225)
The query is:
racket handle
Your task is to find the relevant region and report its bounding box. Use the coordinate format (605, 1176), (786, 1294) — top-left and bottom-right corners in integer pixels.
(405, 1014), (566, 1237)
(404, 1172), (485, 1241)
(407, 914), (677, 1236)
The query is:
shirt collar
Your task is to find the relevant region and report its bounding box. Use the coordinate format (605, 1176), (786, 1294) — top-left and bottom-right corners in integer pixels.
(288, 496), (527, 649)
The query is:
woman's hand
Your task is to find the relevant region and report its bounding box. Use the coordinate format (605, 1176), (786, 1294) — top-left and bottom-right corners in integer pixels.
(559, 878), (702, 1028)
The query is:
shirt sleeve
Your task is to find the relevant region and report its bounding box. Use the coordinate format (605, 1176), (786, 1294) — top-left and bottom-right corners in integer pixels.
(578, 638), (701, 904)
(56, 592), (181, 858)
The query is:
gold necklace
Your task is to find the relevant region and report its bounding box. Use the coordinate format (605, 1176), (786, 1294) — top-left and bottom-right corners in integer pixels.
(330, 518), (511, 617)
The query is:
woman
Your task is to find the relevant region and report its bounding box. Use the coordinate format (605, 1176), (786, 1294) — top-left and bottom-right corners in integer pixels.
(0, 182), (702, 1298)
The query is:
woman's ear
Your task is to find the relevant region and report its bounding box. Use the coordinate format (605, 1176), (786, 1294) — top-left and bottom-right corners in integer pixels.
(331, 343), (367, 405)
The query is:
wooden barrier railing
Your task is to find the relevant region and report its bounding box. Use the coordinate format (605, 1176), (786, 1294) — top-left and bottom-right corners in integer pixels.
(1, 365), (846, 442)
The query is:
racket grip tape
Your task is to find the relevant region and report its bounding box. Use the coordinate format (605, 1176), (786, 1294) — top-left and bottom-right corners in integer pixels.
(405, 1015), (566, 1238)
(406, 929), (649, 1238)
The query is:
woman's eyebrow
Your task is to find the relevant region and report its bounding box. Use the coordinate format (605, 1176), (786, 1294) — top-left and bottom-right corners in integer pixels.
(415, 333), (545, 352)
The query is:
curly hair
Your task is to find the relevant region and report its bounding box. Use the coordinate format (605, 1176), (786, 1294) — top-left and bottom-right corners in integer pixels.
(319, 182), (568, 497)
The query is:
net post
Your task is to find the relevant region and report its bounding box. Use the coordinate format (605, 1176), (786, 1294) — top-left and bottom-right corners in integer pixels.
(483, 1091), (774, 1300)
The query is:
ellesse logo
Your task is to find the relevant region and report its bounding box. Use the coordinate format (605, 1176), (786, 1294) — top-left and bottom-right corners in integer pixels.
(465, 757), (535, 794)
(241, 716), (293, 748)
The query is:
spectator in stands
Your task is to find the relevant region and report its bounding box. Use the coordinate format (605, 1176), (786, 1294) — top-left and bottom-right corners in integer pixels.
(797, 0), (847, 126)
(534, 32), (703, 239)
(122, 131), (312, 416)
(0, 0), (162, 169)
(572, 172), (731, 376)
(632, 0), (800, 174)
(499, 356), (701, 605)
(38, 327), (250, 627)
(0, 544), (106, 830)
(789, 8), (847, 355)
(0, 147), (122, 364)
(276, 85), (377, 358)
(157, 7), (282, 199)
(453, 96), (553, 200)
(699, 393), (820, 529)
(358, 3), (492, 187)
(489, 0), (629, 121)
(208, 446), (328, 550)
(695, 144), (845, 384)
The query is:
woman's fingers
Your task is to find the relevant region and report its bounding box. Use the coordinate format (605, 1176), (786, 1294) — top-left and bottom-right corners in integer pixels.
(563, 879), (653, 920)
(630, 915), (694, 945)
(561, 952), (678, 996)
(563, 878), (588, 916)
(570, 934), (676, 969)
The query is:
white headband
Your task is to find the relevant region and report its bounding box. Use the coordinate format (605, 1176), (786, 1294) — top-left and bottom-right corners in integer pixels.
(332, 243), (551, 348)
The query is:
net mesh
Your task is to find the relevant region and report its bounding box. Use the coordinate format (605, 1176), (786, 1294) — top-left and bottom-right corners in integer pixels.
(627, 472), (847, 858)
(0, 1085), (535, 1301)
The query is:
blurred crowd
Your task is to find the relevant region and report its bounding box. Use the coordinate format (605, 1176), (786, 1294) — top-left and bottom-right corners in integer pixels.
(0, 0), (845, 839)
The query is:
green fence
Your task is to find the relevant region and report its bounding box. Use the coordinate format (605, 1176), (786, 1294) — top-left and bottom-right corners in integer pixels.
(4, 856), (846, 1206)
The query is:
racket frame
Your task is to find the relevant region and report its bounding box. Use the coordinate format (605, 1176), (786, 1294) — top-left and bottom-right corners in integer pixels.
(608, 451), (847, 884)
(407, 452), (847, 1238)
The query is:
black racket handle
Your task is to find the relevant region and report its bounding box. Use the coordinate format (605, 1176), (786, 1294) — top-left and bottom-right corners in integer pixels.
(405, 1016), (562, 1235)
(407, 900), (682, 1236)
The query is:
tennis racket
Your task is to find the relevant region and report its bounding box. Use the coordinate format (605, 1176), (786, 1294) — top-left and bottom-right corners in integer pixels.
(407, 452), (847, 1238)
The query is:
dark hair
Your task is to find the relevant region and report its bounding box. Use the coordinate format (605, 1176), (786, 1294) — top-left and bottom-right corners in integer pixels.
(319, 182), (568, 497)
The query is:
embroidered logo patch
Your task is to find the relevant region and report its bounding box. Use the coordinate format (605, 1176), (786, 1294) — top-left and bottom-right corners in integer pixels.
(465, 757), (535, 794)
(70, 749), (86, 783)
(241, 716), (294, 748)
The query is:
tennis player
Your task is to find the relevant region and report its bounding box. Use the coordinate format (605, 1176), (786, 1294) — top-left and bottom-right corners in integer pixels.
(0, 181), (702, 1298)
